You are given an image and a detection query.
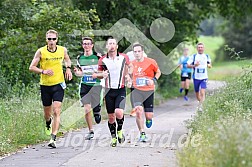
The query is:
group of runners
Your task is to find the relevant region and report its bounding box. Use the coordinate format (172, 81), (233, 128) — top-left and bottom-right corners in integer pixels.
(29, 29), (211, 148)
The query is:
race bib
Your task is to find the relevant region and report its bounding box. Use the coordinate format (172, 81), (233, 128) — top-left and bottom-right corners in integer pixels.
(136, 78), (148, 86)
(82, 75), (96, 83)
(60, 82), (66, 89)
(182, 72), (188, 77)
(197, 68), (205, 73)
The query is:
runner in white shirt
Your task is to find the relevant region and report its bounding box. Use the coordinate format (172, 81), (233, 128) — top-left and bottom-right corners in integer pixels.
(187, 42), (212, 111)
(97, 37), (131, 147)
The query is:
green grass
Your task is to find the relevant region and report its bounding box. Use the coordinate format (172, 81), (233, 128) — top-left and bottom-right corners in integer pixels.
(177, 36), (252, 166)
(0, 84), (107, 156)
(177, 65), (252, 166)
(208, 59), (252, 80)
(0, 88), (48, 155)
(198, 36), (225, 62)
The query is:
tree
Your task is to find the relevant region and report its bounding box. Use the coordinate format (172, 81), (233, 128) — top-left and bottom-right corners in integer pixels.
(0, 0), (99, 96)
(69, 0), (218, 96)
(210, 13), (252, 61)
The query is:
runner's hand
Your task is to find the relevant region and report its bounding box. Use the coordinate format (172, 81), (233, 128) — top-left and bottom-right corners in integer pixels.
(102, 70), (109, 79)
(65, 68), (72, 80)
(43, 69), (54, 76)
(74, 66), (83, 77)
(146, 79), (154, 86)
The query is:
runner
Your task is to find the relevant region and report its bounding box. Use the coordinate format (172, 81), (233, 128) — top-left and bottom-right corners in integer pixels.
(126, 46), (147, 117)
(187, 42), (212, 111)
(178, 48), (192, 101)
(29, 29), (72, 148)
(97, 37), (131, 147)
(74, 37), (102, 140)
(130, 43), (161, 142)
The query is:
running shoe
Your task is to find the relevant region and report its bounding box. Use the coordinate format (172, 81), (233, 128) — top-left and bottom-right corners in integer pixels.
(179, 88), (183, 93)
(94, 114), (101, 124)
(110, 137), (117, 147)
(139, 132), (147, 142)
(197, 106), (203, 112)
(146, 119), (152, 128)
(184, 96), (189, 101)
(48, 139), (56, 148)
(85, 131), (94, 140)
(197, 102), (203, 112)
(117, 130), (125, 143)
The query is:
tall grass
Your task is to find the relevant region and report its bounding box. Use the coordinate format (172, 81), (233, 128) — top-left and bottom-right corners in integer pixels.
(178, 65), (252, 166)
(0, 85), (46, 155)
(0, 84), (83, 156)
(208, 59), (251, 81)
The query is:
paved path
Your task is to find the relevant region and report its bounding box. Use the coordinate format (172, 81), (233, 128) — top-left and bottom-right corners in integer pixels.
(0, 81), (225, 167)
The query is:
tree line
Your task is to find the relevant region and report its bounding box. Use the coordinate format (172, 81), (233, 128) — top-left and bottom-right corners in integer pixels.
(0, 0), (251, 98)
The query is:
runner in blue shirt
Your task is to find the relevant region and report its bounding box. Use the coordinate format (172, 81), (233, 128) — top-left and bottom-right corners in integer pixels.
(178, 48), (192, 101)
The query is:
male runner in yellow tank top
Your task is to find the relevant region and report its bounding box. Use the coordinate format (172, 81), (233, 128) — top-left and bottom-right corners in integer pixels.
(29, 29), (72, 148)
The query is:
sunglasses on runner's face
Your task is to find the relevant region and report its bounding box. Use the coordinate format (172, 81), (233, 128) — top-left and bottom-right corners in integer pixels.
(47, 38), (57, 41)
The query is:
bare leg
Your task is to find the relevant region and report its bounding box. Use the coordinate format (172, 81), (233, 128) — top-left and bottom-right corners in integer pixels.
(200, 88), (206, 102)
(145, 112), (153, 122)
(135, 106), (144, 132)
(108, 113), (116, 124)
(115, 108), (124, 119)
(84, 104), (93, 131)
(51, 101), (61, 135)
(185, 79), (190, 89)
(44, 106), (52, 121)
(195, 92), (201, 102)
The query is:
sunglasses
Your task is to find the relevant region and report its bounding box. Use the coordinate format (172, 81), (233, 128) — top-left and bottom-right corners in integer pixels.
(47, 38), (57, 41)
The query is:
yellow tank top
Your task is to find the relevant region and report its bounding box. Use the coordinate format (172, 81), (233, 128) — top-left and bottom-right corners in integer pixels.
(40, 45), (65, 86)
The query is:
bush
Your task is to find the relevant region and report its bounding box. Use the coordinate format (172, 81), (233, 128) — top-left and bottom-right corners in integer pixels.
(178, 66), (252, 167)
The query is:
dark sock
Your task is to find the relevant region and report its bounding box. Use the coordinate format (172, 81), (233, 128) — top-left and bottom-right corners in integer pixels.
(51, 134), (56, 141)
(185, 89), (189, 96)
(108, 122), (116, 137)
(116, 116), (124, 131)
(46, 118), (51, 127)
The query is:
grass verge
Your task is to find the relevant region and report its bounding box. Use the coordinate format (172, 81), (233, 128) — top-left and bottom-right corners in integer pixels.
(177, 65), (252, 166)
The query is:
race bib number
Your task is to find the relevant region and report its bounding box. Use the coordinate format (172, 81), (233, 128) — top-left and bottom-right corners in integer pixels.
(136, 78), (147, 86)
(82, 75), (96, 83)
(197, 68), (205, 73)
(182, 72), (188, 77)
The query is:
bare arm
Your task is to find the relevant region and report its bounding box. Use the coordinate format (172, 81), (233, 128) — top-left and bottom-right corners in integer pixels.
(187, 61), (200, 68)
(29, 49), (43, 74)
(64, 47), (73, 80)
(154, 68), (161, 80)
(64, 47), (71, 67)
(127, 62), (133, 75)
(147, 68), (162, 86)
